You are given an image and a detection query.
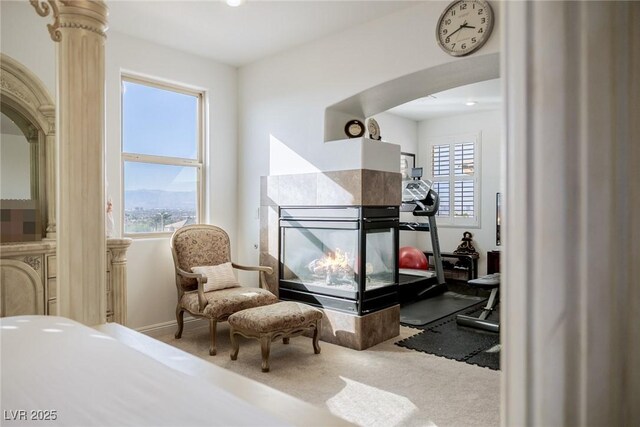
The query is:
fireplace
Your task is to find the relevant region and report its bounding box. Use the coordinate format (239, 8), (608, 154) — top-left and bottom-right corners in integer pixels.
(279, 206), (399, 315)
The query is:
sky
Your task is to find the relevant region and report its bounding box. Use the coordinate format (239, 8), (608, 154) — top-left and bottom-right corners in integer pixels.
(122, 81), (198, 194)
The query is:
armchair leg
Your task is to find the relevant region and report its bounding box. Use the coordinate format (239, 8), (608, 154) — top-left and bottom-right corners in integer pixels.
(312, 321), (321, 354)
(209, 319), (217, 356)
(175, 307), (185, 339)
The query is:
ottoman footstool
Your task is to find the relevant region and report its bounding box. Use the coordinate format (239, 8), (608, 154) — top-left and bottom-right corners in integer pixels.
(228, 301), (323, 372)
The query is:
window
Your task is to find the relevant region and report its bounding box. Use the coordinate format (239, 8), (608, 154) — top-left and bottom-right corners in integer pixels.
(121, 76), (203, 235)
(429, 134), (479, 227)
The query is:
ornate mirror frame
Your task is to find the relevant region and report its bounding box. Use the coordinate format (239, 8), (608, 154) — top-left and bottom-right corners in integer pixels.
(1, 53), (56, 240)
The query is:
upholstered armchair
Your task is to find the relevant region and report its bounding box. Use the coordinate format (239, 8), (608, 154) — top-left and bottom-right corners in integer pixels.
(170, 224), (278, 355)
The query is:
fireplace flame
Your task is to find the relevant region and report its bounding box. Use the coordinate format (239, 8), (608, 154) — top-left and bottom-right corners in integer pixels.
(307, 248), (354, 282)
(316, 248), (351, 271)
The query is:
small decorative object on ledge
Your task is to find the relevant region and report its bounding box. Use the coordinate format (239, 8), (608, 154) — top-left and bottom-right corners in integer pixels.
(453, 231), (479, 256)
(106, 197), (114, 238)
(344, 119), (365, 138)
(367, 118), (381, 140)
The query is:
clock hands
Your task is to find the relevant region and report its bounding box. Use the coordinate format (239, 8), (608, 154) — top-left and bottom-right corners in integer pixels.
(447, 22), (466, 38)
(446, 21), (476, 41)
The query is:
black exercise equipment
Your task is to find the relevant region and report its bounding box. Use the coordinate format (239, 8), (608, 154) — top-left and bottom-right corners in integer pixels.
(399, 168), (446, 299)
(455, 273), (500, 333)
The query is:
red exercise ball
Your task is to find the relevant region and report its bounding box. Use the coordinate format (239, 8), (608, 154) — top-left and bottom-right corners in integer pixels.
(399, 246), (429, 270)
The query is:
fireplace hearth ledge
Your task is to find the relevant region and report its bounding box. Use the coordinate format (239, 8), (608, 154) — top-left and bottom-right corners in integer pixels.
(303, 304), (400, 351)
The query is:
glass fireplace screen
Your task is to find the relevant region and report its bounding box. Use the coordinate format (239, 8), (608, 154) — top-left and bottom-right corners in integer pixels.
(281, 226), (395, 293)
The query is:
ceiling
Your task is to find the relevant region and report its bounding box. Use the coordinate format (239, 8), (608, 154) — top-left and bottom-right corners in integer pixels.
(108, 1), (418, 67)
(386, 78), (502, 121)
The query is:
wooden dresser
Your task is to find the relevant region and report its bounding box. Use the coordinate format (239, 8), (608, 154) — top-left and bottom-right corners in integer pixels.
(0, 238), (132, 324)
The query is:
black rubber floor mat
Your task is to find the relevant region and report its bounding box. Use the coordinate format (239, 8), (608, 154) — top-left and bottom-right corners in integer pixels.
(400, 292), (486, 326)
(396, 303), (500, 370)
(466, 344), (501, 370)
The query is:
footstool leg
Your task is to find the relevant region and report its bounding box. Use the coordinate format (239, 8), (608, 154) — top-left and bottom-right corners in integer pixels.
(260, 335), (272, 372)
(230, 328), (239, 361)
(283, 337), (290, 345)
(312, 321), (321, 354)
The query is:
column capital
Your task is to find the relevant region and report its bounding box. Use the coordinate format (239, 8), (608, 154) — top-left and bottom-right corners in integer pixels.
(107, 238), (133, 264)
(29, 0), (108, 42)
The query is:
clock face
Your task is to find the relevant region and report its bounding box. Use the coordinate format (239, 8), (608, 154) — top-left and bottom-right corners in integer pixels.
(437, 0), (494, 57)
(349, 123), (362, 134)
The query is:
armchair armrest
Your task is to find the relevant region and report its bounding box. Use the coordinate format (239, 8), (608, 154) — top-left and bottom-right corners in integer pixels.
(175, 267), (208, 311)
(175, 267), (209, 281)
(232, 263), (273, 274)
(231, 263), (273, 290)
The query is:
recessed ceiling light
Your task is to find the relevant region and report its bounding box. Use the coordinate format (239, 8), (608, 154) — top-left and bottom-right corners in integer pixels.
(465, 101), (478, 106)
(226, 0), (246, 7)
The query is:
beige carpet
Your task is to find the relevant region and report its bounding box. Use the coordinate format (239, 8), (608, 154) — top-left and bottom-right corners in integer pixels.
(156, 322), (499, 427)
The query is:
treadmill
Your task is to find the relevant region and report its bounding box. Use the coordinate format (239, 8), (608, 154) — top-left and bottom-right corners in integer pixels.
(398, 167), (447, 301)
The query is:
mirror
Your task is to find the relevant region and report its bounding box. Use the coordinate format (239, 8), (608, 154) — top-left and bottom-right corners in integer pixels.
(1, 108), (38, 201)
(0, 105), (42, 243)
(0, 53), (55, 243)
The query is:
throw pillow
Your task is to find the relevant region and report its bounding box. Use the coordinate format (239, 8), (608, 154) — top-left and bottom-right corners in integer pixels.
(191, 262), (240, 292)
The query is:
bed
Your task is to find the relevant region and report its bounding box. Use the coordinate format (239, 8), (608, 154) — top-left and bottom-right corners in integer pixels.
(0, 315), (351, 427)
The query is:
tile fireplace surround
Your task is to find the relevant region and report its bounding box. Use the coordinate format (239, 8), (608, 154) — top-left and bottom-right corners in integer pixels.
(259, 168), (402, 350)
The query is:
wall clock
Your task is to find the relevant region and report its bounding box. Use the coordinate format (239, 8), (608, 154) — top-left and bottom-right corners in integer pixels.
(436, 0), (494, 57)
(344, 119), (365, 138)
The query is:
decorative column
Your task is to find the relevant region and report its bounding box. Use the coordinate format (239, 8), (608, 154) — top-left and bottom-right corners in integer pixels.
(502, 1), (639, 426)
(42, 105), (56, 240)
(107, 238), (132, 326)
(30, 0), (108, 325)
(26, 124), (40, 200)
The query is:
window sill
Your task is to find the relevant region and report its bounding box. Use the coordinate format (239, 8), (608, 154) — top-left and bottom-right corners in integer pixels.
(123, 231), (173, 240)
(436, 222), (481, 229)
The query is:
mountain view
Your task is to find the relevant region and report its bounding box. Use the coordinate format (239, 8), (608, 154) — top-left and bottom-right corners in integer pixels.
(124, 190), (196, 233)
(124, 189), (196, 210)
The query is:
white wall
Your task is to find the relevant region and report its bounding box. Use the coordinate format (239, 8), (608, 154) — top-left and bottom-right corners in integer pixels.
(237, 1), (501, 273)
(1, 2), (238, 329)
(0, 2), (55, 97)
(372, 112), (418, 154)
(1, 134), (32, 199)
(417, 110), (501, 275)
(371, 112), (420, 249)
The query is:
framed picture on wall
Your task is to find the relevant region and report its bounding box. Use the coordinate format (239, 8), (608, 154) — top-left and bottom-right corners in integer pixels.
(400, 152), (415, 181)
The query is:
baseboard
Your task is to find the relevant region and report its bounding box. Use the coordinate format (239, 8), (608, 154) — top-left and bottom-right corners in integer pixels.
(136, 316), (208, 339)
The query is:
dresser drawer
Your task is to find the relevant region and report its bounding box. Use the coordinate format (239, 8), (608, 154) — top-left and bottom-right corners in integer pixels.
(48, 278), (57, 299)
(47, 299), (57, 316)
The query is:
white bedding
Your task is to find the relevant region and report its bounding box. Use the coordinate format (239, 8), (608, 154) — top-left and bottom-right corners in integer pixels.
(0, 316), (290, 427)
